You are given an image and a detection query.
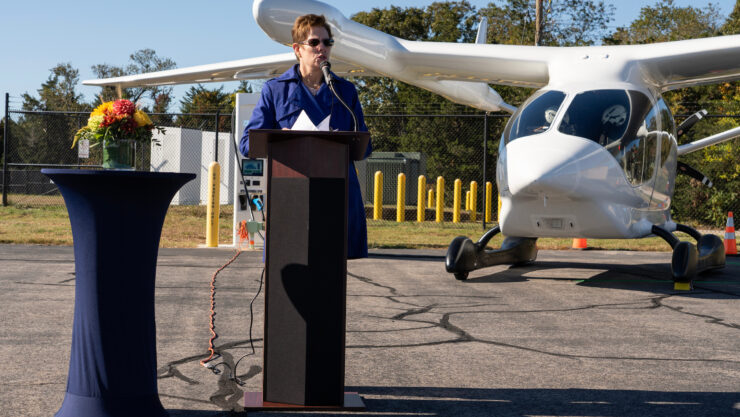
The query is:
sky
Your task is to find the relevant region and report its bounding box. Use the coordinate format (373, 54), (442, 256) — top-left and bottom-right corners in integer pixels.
(2, 0), (737, 115)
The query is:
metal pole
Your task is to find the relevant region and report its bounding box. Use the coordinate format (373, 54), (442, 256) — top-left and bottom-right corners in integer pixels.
(3, 93), (9, 206)
(482, 112), (488, 230)
(77, 114), (84, 169)
(214, 111), (220, 163)
(535, 0), (543, 46)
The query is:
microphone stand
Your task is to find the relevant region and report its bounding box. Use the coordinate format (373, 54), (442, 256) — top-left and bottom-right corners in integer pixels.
(321, 61), (358, 132)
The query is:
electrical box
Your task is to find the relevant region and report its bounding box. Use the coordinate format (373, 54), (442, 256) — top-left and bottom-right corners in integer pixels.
(233, 93), (266, 248)
(356, 152), (426, 205)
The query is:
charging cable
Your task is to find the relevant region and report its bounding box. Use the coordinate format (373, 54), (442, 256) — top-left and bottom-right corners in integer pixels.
(200, 108), (266, 383)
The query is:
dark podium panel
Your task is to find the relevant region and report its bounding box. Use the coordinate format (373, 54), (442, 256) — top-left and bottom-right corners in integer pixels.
(248, 130), (369, 407)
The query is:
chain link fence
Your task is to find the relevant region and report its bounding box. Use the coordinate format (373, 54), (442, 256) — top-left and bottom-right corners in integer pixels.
(2, 102), (738, 232)
(1, 108), (232, 206)
(360, 113), (505, 229)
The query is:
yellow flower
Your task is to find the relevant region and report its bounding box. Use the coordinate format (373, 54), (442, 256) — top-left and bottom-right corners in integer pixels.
(91, 101), (113, 117)
(87, 114), (104, 130)
(133, 109), (153, 127)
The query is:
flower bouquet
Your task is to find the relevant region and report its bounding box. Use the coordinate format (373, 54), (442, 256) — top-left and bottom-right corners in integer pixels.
(72, 99), (163, 169)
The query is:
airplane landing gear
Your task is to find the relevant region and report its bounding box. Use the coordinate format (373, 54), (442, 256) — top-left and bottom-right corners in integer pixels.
(445, 225), (538, 280)
(651, 224), (725, 288)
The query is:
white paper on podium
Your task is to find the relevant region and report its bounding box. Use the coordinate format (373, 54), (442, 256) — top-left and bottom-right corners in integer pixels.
(291, 110), (330, 131)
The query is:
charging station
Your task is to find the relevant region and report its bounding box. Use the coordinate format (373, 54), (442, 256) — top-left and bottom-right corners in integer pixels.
(233, 93), (266, 248)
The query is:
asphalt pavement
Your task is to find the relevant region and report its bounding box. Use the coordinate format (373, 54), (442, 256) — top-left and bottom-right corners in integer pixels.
(1, 244), (738, 416)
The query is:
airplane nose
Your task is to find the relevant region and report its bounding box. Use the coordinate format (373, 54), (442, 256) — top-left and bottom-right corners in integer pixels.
(506, 133), (592, 197)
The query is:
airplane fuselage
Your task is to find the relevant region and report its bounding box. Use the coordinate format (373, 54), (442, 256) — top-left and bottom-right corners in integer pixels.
(497, 82), (678, 239)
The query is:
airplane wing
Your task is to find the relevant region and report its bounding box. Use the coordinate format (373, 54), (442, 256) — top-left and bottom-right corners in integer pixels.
(85, 0), (532, 112)
(252, 0), (740, 107)
(82, 53), (382, 89)
(630, 35), (740, 91)
(252, 0), (552, 88)
(84, 0), (740, 113)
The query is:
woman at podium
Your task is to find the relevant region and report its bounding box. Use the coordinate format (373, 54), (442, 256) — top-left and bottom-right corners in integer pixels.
(240, 13), (372, 259)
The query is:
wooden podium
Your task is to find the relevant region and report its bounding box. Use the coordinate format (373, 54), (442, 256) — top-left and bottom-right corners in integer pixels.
(245, 129), (369, 411)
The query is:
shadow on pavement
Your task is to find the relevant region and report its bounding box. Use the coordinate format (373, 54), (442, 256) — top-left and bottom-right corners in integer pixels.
(351, 386), (740, 417)
(463, 260), (740, 298)
(196, 386), (739, 416)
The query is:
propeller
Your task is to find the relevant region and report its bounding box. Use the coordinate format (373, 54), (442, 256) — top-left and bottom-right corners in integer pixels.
(677, 161), (713, 188)
(675, 109), (713, 187)
(677, 109), (708, 137)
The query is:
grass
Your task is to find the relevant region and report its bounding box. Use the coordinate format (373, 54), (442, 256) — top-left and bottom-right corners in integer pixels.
(366, 219), (706, 251)
(0, 202), (236, 248)
(1, 201), (725, 251)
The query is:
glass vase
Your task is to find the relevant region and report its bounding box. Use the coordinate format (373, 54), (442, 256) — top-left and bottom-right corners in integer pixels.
(102, 139), (135, 170)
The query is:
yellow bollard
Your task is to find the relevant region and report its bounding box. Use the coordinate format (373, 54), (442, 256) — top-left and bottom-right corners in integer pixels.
(465, 190), (470, 211)
(205, 161), (221, 247)
(397, 173), (406, 222)
(417, 175), (426, 222)
(427, 189), (434, 209)
(373, 171), (383, 220)
(485, 181), (493, 223)
(470, 181), (478, 222)
(497, 191), (502, 222)
(453, 179), (462, 223)
(435, 176), (445, 223)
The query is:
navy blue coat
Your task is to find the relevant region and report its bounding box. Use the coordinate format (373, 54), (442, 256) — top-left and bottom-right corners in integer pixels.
(240, 64), (372, 259)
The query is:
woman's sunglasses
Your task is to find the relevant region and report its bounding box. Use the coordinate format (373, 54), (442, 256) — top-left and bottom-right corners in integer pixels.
(299, 38), (334, 48)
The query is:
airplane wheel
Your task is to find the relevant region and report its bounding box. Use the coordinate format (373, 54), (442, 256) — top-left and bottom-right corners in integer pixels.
(454, 272), (469, 281)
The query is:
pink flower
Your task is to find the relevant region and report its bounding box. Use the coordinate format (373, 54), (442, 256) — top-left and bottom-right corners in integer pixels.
(112, 99), (136, 116)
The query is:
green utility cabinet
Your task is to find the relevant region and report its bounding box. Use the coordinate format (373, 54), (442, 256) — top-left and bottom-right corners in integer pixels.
(356, 152), (426, 206)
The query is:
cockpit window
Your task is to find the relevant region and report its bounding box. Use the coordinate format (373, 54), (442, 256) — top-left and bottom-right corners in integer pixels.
(557, 90), (649, 147)
(504, 90), (566, 142)
(557, 89), (661, 186)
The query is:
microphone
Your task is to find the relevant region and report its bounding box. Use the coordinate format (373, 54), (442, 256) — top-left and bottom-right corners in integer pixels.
(321, 61), (358, 131)
(320, 60), (333, 84)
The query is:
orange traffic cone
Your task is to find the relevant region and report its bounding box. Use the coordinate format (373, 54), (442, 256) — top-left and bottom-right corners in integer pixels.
(725, 212), (737, 255)
(572, 238), (588, 249)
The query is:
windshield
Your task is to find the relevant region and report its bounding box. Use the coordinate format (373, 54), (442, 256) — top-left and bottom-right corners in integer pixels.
(557, 90), (651, 147)
(558, 89), (660, 185)
(504, 90), (566, 142)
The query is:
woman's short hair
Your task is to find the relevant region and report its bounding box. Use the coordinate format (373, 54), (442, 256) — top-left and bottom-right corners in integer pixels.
(292, 14), (333, 43)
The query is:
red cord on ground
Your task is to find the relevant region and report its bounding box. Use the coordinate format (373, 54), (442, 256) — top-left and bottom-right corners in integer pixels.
(200, 249), (243, 367)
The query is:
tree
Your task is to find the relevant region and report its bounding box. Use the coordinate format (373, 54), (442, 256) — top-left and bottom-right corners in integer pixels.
(721, 0), (740, 34)
(22, 63), (88, 112)
(176, 85), (233, 131)
(549, 0), (615, 46)
(603, 0), (721, 44)
(90, 49), (177, 112)
(482, 0), (614, 47)
(126, 49), (177, 111)
(16, 64), (89, 165)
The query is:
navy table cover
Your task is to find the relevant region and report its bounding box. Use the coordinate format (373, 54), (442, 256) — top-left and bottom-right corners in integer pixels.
(42, 169), (195, 417)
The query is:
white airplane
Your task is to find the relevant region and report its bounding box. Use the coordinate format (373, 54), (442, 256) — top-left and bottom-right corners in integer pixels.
(84, 0), (740, 287)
